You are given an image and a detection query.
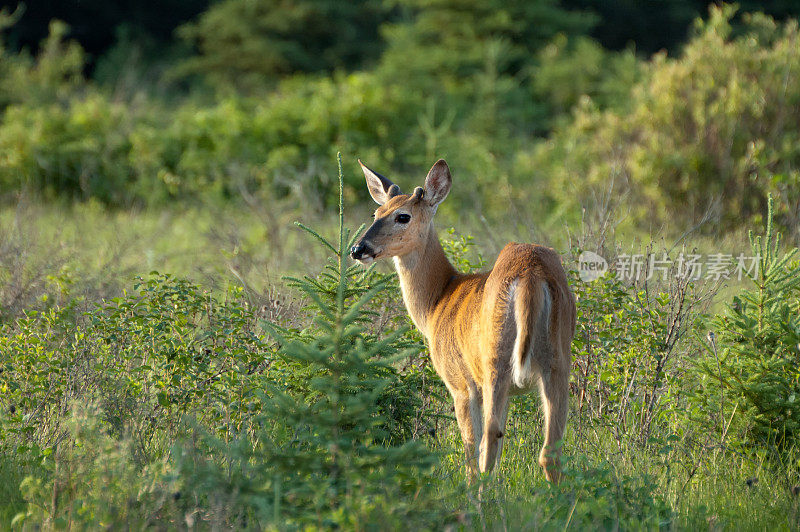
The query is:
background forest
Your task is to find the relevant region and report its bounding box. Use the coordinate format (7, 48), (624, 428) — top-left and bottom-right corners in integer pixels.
(1, 0), (800, 529)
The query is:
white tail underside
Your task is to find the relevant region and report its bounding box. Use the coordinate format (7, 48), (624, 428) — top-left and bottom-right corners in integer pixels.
(511, 281), (551, 388)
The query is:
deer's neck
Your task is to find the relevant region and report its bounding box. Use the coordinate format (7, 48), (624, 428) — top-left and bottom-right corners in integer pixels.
(393, 224), (457, 338)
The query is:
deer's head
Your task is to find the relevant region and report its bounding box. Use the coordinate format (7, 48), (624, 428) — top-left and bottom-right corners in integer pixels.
(350, 159), (451, 264)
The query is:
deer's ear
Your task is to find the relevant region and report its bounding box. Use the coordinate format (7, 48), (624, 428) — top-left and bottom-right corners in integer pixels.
(359, 160), (401, 205)
(423, 159), (451, 208)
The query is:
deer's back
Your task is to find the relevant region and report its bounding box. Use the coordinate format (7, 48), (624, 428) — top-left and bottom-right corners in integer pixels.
(427, 243), (574, 391)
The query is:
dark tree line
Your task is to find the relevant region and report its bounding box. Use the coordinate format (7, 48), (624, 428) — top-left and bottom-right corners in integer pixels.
(2, 0), (799, 78)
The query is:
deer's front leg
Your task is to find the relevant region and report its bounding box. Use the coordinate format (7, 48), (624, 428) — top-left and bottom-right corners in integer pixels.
(453, 387), (483, 483)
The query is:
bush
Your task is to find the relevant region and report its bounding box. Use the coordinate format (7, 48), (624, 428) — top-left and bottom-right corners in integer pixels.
(692, 196), (800, 449)
(0, 95), (137, 203)
(570, 260), (706, 443)
(532, 34), (642, 121)
(11, 402), (180, 529)
(0, 274), (270, 461)
(0, 69), (431, 207)
(528, 5), (800, 232)
(129, 73), (424, 206)
(539, 454), (672, 529)
(0, 15), (85, 110)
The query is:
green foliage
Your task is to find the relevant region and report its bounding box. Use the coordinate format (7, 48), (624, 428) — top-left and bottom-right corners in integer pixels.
(176, 0), (387, 91)
(130, 73), (422, 205)
(440, 227), (486, 273)
(693, 196), (800, 448)
(11, 403), (178, 529)
(378, 0), (596, 135)
(0, 273), (269, 462)
(0, 19), (136, 203)
(570, 258), (705, 442)
(243, 155), (441, 526)
(532, 34), (641, 119)
(530, 5), (800, 231)
(0, 70), (425, 206)
(4, 2), (799, 237)
(0, 155), (446, 528)
(0, 94), (135, 203)
(0, 15), (86, 110)
(1, 2), (799, 241)
(92, 276), (269, 440)
(545, 455), (672, 529)
(380, 0), (595, 85)
(477, 452), (672, 529)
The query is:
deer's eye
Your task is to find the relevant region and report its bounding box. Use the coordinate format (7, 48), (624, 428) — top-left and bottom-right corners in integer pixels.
(395, 213), (411, 224)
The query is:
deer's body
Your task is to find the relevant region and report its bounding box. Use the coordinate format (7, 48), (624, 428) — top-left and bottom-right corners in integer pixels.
(352, 159), (576, 482)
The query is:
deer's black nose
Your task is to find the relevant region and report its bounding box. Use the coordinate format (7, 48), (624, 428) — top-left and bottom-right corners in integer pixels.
(350, 242), (368, 260)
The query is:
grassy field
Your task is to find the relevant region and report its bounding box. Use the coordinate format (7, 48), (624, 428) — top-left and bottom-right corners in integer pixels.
(1, 185), (798, 529)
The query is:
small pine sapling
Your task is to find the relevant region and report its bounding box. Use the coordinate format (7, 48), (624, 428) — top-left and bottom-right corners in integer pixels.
(695, 195), (800, 448)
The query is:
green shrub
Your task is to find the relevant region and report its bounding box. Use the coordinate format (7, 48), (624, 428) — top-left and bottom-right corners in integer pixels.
(11, 402), (179, 530)
(528, 5), (800, 232)
(570, 256), (706, 442)
(0, 95), (137, 203)
(129, 73), (423, 206)
(692, 196), (800, 448)
(0, 17), (134, 203)
(0, 274), (270, 462)
(0, 70), (430, 207)
(540, 454), (672, 529)
(532, 34), (642, 120)
(479, 449), (672, 529)
(0, 16), (85, 110)
(378, 0), (595, 91)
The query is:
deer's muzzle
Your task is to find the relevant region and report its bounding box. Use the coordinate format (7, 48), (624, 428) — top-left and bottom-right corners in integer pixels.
(350, 241), (376, 263)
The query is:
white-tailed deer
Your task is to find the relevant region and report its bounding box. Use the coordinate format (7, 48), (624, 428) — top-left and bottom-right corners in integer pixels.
(350, 159), (576, 483)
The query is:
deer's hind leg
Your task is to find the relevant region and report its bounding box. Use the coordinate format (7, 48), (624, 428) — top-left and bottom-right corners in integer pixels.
(478, 373), (511, 473)
(477, 286), (519, 474)
(536, 346), (570, 483)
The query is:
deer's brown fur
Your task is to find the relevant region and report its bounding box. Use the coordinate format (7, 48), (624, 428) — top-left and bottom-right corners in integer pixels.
(351, 159), (576, 482)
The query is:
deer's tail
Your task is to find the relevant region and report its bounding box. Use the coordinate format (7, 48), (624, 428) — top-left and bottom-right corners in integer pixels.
(511, 278), (552, 388)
